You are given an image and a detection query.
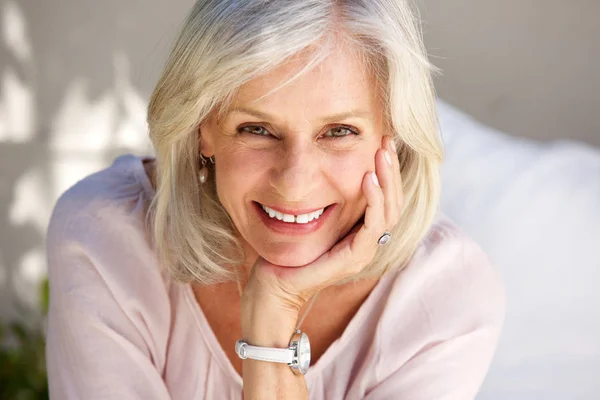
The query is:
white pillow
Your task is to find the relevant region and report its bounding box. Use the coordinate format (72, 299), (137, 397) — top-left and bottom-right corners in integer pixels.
(437, 100), (600, 400)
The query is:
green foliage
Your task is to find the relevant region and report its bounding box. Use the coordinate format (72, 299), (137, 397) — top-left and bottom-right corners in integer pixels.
(0, 279), (49, 400)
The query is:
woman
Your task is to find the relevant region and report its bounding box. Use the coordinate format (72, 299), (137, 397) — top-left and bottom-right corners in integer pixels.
(46, 0), (505, 399)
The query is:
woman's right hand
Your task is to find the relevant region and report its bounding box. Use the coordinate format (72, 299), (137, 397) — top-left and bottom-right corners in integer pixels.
(241, 136), (403, 335)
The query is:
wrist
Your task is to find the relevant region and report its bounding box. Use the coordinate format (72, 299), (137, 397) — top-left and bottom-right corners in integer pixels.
(240, 292), (300, 348)
(241, 313), (298, 348)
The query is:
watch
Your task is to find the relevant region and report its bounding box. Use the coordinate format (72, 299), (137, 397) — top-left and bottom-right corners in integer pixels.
(235, 330), (311, 375)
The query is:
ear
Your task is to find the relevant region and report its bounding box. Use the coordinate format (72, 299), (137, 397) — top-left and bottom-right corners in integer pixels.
(199, 122), (215, 158)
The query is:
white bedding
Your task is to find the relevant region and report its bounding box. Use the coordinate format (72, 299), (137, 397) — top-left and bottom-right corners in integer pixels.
(437, 100), (600, 399)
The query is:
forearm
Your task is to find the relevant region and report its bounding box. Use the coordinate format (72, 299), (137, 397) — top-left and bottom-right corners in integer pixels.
(242, 355), (308, 400)
(240, 291), (309, 400)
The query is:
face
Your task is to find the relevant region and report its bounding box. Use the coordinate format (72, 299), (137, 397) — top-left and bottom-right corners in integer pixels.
(201, 46), (388, 268)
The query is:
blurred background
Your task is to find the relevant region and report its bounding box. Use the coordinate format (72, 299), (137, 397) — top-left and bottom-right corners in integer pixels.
(0, 0), (598, 398)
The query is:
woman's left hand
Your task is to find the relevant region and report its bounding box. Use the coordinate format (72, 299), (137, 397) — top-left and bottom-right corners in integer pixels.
(242, 136), (404, 320)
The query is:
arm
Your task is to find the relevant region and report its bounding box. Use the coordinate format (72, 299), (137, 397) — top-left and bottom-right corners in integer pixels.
(364, 325), (502, 400)
(45, 198), (171, 399)
(239, 289), (308, 400)
(238, 137), (401, 399)
(365, 235), (506, 400)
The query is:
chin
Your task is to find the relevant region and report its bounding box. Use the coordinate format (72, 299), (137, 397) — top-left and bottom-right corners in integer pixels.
(261, 252), (318, 268)
(258, 243), (327, 268)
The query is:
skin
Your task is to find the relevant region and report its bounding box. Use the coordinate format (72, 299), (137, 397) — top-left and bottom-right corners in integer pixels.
(193, 43), (404, 399)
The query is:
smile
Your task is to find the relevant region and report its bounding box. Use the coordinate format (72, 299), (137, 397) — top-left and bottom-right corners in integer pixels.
(253, 201), (335, 235)
(260, 204), (325, 224)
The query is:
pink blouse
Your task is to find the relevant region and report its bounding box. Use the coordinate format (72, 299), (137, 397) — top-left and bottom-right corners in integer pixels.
(46, 154), (505, 399)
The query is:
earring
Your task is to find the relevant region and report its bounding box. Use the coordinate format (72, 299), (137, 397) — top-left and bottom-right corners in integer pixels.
(199, 154), (215, 184)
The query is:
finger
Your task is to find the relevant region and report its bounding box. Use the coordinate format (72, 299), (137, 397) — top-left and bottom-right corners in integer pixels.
(292, 223), (363, 291)
(253, 170), (388, 298)
(350, 170), (386, 258)
(291, 170), (385, 291)
(250, 143), (401, 299)
(386, 136), (404, 211)
(375, 146), (399, 224)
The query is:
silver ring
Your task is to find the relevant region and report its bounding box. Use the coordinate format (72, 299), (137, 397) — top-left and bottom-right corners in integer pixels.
(377, 232), (391, 246)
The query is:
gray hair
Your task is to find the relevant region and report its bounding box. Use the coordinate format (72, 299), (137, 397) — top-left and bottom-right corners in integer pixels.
(147, 0), (443, 284)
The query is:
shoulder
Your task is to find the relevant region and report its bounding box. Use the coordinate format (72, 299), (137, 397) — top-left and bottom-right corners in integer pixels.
(46, 154), (169, 305)
(393, 212), (505, 311)
(403, 213), (505, 291)
(377, 213), (506, 362)
(48, 154), (155, 234)
(47, 154), (155, 245)
(45, 155), (174, 376)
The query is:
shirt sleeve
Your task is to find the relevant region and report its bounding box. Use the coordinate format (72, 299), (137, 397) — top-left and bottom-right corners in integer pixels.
(363, 326), (502, 400)
(365, 230), (506, 400)
(45, 186), (172, 399)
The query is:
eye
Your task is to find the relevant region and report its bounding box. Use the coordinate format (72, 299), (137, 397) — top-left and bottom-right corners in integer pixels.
(238, 125), (271, 137)
(323, 125), (359, 138)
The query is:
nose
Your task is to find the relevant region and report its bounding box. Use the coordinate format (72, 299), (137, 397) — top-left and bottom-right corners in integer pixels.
(269, 138), (320, 202)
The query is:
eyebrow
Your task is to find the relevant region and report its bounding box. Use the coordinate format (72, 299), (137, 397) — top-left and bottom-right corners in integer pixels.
(227, 106), (371, 124)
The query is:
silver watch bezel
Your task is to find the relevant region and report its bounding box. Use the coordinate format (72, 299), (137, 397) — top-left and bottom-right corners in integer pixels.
(289, 330), (311, 375)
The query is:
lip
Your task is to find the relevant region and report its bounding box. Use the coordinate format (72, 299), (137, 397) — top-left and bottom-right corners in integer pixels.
(252, 201), (335, 235)
(258, 203), (328, 215)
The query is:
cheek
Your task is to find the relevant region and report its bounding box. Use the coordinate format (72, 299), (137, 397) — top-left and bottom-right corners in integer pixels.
(213, 146), (270, 202)
(325, 151), (374, 200)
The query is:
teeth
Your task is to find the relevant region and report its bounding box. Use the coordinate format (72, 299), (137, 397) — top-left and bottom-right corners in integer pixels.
(260, 204), (326, 224)
(296, 214), (309, 224)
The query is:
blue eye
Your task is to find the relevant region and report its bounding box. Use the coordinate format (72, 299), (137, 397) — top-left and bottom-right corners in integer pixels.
(238, 125), (271, 136)
(324, 126), (359, 138)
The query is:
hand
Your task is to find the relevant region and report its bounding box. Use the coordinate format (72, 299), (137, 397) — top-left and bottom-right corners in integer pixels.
(243, 136), (404, 315)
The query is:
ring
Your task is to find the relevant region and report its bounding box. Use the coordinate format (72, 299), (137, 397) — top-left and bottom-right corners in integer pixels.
(377, 232), (391, 246)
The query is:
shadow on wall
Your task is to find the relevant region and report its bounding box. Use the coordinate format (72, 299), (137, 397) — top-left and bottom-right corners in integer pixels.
(0, 0), (189, 321)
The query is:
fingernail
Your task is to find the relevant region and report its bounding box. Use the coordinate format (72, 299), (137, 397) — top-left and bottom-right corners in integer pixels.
(371, 172), (380, 187)
(384, 150), (392, 166)
(389, 139), (397, 153)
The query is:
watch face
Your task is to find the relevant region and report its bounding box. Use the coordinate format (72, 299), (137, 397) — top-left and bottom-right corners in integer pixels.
(297, 332), (311, 374)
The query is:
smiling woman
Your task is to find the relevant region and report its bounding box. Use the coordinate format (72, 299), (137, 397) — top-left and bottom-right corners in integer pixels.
(45, 1), (505, 399)
(199, 44), (392, 269)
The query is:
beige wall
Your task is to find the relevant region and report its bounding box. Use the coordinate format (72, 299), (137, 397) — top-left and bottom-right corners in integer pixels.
(2, 0), (598, 146)
(0, 0), (193, 320)
(420, 0), (600, 147)
(0, 0), (598, 319)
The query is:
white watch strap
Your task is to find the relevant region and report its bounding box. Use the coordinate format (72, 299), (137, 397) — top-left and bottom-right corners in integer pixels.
(235, 341), (294, 364)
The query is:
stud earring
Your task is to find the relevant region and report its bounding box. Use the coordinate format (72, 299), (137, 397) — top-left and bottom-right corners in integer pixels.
(199, 154), (215, 184)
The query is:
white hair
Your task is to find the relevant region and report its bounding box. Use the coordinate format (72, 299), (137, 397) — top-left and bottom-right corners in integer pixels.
(147, 0), (443, 284)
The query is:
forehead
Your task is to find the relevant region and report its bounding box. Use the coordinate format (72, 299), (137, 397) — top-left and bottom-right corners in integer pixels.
(229, 45), (381, 120)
